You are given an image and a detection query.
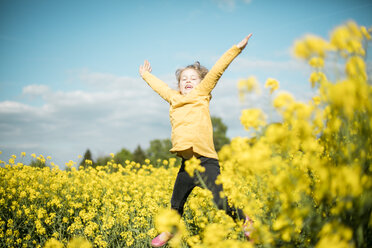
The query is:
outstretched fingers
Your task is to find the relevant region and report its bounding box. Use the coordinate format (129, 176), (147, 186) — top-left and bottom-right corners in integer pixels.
(139, 60), (152, 76)
(145, 60), (152, 72)
(237, 33), (252, 50)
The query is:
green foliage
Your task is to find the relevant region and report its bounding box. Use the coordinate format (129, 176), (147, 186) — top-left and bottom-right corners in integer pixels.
(146, 138), (180, 167)
(211, 116), (230, 152)
(132, 145), (146, 164)
(79, 149), (95, 168)
(29, 159), (46, 168)
(114, 148), (133, 165)
(95, 155), (111, 167)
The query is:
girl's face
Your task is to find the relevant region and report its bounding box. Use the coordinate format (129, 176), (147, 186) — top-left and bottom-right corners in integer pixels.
(179, 68), (201, 95)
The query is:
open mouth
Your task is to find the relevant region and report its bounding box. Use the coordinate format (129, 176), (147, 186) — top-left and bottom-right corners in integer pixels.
(185, 84), (193, 89)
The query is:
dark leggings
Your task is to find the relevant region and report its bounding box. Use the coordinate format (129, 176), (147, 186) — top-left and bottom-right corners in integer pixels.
(170, 156), (245, 221)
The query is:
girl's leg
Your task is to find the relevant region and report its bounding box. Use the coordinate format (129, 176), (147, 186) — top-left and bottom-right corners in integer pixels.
(170, 158), (196, 216)
(198, 156), (245, 221)
(152, 159), (196, 247)
(197, 157), (254, 241)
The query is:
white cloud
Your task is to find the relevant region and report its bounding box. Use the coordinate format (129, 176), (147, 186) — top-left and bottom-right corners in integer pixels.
(0, 70), (172, 167)
(0, 101), (36, 113)
(22, 84), (50, 96)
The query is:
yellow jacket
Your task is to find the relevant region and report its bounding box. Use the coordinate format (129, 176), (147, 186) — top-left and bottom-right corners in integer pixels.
(142, 45), (242, 159)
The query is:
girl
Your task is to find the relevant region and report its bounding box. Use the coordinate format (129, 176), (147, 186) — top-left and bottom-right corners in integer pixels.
(139, 34), (253, 247)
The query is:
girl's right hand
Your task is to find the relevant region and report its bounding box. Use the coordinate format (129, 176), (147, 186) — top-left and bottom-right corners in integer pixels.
(139, 60), (152, 76)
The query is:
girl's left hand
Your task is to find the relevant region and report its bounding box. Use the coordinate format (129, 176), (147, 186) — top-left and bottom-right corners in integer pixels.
(237, 33), (252, 50)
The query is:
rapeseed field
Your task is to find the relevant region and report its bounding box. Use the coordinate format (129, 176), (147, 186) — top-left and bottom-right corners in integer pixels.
(1, 21), (371, 248)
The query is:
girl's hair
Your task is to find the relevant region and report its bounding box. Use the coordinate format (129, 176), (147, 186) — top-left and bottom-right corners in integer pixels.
(175, 61), (209, 83)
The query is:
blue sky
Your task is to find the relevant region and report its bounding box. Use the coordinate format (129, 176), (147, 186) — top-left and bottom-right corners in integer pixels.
(1, 0), (371, 167)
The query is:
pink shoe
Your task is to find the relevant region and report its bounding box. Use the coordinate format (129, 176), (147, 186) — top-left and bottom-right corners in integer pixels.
(151, 232), (173, 247)
(243, 216), (254, 241)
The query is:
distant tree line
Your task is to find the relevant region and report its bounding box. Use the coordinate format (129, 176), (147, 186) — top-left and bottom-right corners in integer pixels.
(29, 116), (231, 169)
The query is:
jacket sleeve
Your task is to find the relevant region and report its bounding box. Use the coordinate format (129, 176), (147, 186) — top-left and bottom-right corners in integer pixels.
(141, 71), (176, 103)
(196, 45), (242, 95)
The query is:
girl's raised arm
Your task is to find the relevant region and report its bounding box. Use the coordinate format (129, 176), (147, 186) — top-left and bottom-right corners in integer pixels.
(196, 34), (252, 95)
(139, 60), (176, 103)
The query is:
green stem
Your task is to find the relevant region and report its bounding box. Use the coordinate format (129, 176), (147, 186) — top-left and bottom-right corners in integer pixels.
(195, 170), (221, 216)
(195, 170), (208, 191)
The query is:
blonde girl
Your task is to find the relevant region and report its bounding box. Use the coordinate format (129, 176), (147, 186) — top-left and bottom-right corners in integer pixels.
(139, 34), (253, 247)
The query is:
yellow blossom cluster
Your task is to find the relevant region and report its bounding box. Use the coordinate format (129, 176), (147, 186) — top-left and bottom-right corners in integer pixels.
(0, 154), (249, 247)
(0, 157), (180, 247)
(264, 78), (279, 94)
(237, 76), (260, 101)
(218, 20), (372, 247)
(240, 109), (267, 131)
(184, 157), (205, 177)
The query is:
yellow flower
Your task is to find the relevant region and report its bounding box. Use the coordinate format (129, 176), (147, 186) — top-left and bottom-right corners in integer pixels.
(330, 25), (351, 51)
(238, 76), (259, 93)
(155, 208), (184, 234)
(316, 222), (353, 248)
(21, 152), (26, 157)
(85, 159), (93, 166)
(361, 26), (371, 40)
(346, 21), (363, 39)
(37, 155), (46, 163)
(293, 35), (331, 59)
(44, 238), (64, 248)
(327, 79), (358, 118)
(185, 156), (205, 177)
(273, 92), (294, 109)
(265, 78), (279, 94)
(203, 223), (228, 245)
(312, 96), (321, 105)
(65, 160), (76, 168)
(309, 71), (327, 88)
(155, 208), (186, 247)
(330, 21), (366, 56)
(240, 108), (267, 131)
(109, 153), (115, 158)
(308, 57), (324, 68)
(345, 56), (367, 80)
(238, 76), (261, 101)
(67, 237), (92, 248)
